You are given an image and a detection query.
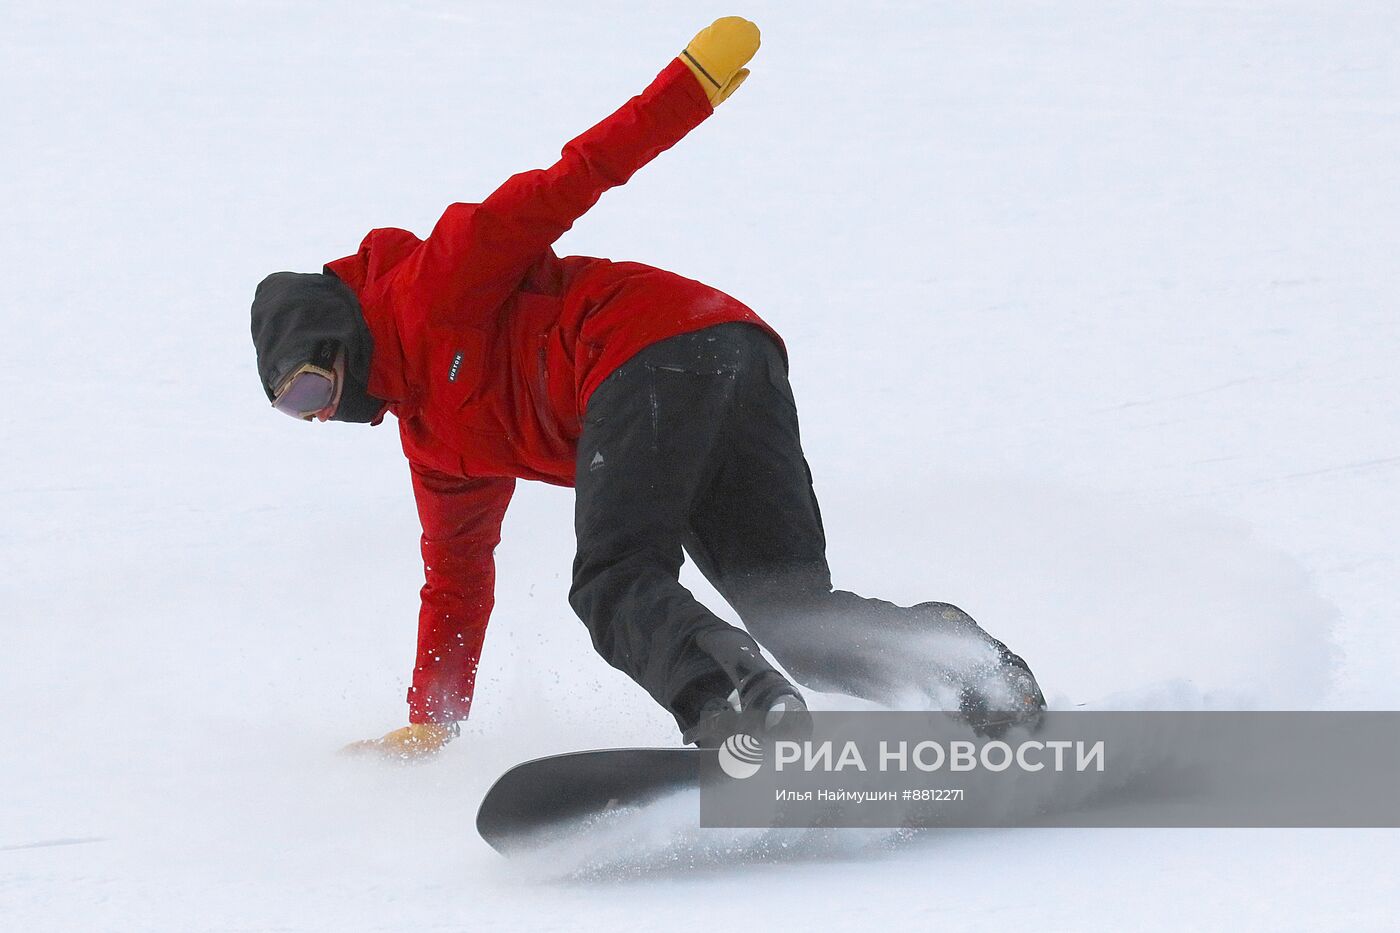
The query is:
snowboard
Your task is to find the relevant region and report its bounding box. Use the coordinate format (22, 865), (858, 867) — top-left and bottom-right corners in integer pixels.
(476, 747), (712, 856)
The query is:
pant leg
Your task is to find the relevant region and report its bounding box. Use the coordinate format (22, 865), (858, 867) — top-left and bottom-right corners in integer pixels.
(569, 325), (782, 732)
(681, 329), (1027, 709)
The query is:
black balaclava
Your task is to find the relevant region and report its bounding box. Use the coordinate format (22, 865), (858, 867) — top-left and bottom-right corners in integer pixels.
(250, 271), (386, 423)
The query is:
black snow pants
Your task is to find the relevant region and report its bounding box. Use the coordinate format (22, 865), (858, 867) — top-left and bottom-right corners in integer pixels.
(569, 323), (1016, 735)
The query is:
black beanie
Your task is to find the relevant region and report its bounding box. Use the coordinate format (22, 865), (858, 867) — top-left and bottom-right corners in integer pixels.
(250, 271), (386, 424)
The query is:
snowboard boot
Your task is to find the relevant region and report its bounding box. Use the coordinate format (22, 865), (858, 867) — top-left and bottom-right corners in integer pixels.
(912, 602), (1046, 737)
(955, 645), (1046, 738)
(681, 628), (812, 748)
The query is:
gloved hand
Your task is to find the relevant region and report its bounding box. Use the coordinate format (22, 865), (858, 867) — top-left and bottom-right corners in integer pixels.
(342, 722), (460, 760)
(681, 16), (761, 106)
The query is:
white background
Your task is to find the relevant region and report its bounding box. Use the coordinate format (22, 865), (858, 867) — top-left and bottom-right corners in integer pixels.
(2, 1), (1397, 929)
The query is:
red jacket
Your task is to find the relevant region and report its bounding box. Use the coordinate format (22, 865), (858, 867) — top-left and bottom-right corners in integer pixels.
(325, 58), (780, 723)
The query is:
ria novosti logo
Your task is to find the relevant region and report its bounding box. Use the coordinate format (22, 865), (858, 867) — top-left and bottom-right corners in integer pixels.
(718, 733), (1107, 780)
(717, 732), (764, 779)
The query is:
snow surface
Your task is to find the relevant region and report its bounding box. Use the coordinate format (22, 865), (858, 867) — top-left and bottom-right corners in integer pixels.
(3, 0), (1398, 929)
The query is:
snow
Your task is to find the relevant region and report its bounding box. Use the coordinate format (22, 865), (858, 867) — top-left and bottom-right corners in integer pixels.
(3, 0), (1398, 929)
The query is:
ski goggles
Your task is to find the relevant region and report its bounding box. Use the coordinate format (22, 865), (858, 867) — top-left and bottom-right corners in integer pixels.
(272, 361), (338, 420)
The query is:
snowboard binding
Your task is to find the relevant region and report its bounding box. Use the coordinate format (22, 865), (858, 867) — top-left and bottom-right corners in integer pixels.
(681, 628), (812, 748)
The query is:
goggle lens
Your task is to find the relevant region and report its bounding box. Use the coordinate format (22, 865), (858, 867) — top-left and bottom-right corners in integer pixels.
(273, 368), (336, 419)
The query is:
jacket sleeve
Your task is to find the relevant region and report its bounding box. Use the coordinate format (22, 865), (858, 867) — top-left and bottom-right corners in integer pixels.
(412, 58), (714, 319)
(406, 462), (516, 724)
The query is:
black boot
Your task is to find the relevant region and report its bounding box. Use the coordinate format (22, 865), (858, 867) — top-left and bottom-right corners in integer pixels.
(680, 629), (812, 748)
(955, 644), (1046, 737)
(907, 602), (1046, 736)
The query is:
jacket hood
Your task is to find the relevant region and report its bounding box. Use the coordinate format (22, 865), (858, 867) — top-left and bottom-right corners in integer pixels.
(323, 226), (421, 297)
(249, 270), (386, 424)
(324, 227), (425, 407)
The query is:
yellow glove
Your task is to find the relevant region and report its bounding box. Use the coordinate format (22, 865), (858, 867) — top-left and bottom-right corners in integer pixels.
(681, 16), (761, 106)
(342, 722), (459, 760)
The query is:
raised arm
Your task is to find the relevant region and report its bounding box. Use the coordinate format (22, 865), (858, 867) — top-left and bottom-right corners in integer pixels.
(410, 18), (760, 317)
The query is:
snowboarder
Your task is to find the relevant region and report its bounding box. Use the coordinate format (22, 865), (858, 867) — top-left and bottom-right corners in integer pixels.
(250, 17), (1044, 759)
